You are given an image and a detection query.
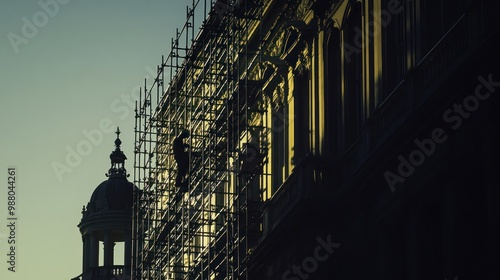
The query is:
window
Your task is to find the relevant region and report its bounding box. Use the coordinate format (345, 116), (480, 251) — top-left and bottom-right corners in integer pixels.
(420, 0), (467, 59)
(325, 27), (341, 156)
(344, 2), (363, 148)
(382, 0), (406, 100)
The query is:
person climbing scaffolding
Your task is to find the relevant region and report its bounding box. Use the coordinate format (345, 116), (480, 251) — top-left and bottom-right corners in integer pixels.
(173, 129), (190, 189)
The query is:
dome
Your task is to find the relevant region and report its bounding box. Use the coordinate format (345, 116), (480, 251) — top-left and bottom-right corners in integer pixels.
(87, 176), (134, 212)
(81, 127), (136, 217)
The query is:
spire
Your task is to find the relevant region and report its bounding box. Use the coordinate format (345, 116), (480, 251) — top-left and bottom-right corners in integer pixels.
(107, 127), (127, 177)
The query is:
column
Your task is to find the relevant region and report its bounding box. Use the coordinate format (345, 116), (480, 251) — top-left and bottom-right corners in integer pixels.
(82, 234), (91, 272)
(89, 232), (99, 268)
(103, 231), (114, 267)
(82, 235), (86, 273)
(124, 230), (132, 275)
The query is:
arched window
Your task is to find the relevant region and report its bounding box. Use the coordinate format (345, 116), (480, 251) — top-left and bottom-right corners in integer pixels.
(420, 0), (468, 59)
(293, 68), (309, 162)
(325, 26), (341, 156)
(343, 2), (363, 148)
(382, 0), (406, 101)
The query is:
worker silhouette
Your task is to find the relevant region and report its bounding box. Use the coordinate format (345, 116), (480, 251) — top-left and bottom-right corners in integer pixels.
(173, 129), (190, 189)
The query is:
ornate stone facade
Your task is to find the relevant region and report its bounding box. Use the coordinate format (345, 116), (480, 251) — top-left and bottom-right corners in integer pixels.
(133, 0), (500, 279)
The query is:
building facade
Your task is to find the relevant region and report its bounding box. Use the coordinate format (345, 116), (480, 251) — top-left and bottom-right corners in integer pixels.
(133, 0), (500, 279)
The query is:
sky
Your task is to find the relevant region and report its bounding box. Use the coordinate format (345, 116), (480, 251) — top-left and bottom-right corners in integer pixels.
(0, 1), (206, 279)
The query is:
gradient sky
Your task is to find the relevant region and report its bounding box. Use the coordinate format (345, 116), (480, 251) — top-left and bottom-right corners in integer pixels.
(0, 1), (206, 279)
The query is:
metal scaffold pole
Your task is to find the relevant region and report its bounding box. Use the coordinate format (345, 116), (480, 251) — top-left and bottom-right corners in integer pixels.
(133, 1), (267, 279)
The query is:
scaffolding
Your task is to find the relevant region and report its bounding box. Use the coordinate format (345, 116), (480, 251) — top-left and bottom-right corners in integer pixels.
(133, 1), (269, 279)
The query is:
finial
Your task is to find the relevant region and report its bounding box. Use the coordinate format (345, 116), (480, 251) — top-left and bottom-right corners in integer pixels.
(115, 127), (122, 148)
(108, 127), (127, 177)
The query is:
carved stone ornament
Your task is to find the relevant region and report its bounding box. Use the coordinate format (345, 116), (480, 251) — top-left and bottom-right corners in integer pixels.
(296, 0), (313, 20)
(295, 43), (311, 75)
(266, 31), (286, 57)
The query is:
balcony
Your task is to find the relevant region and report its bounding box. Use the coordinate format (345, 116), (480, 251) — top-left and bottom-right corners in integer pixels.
(75, 265), (129, 280)
(261, 155), (329, 237)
